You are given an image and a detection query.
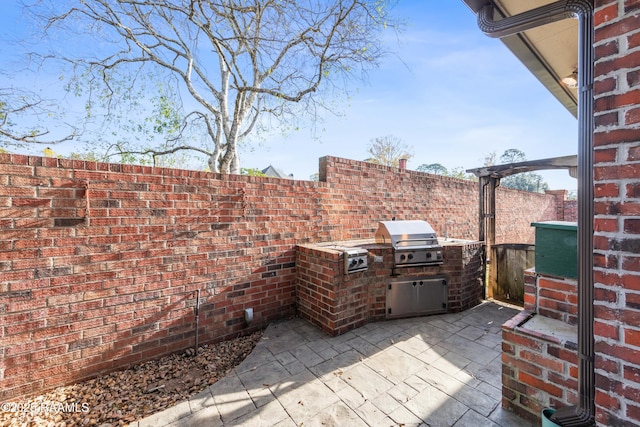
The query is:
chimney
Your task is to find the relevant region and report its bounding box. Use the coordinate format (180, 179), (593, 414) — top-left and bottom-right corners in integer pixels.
(399, 158), (407, 171)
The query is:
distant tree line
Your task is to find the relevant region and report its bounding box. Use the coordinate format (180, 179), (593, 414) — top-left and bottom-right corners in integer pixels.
(365, 136), (549, 193)
(417, 149), (549, 192)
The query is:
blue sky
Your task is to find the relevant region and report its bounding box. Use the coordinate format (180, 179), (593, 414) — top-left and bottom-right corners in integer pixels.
(0, 1), (578, 190)
(241, 1), (578, 190)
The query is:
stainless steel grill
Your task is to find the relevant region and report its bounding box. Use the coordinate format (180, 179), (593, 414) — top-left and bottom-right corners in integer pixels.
(375, 220), (443, 267)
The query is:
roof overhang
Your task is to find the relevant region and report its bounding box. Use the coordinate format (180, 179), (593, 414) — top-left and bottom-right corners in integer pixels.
(461, 0), (578, 118)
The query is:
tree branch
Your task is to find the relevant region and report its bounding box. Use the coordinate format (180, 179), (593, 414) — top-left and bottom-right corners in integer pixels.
(30, 0), (395, 174)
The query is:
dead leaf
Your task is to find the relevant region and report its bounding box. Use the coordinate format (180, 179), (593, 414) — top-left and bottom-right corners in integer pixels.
(0, 330), (264, 427)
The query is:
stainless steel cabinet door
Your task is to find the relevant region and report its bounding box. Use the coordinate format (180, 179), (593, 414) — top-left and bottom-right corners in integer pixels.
(386, 277), (447, 319)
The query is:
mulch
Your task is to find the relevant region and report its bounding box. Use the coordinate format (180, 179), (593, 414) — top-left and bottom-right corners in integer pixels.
(0, 330), (263, 427)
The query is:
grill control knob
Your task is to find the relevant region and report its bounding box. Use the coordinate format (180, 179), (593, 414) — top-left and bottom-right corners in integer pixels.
(358, 258), (364, 264)
(426, 253), (432, 259)
(349, 259), (358, 267)
(400, 254), (406, 261)
(408, 253), (414, 260)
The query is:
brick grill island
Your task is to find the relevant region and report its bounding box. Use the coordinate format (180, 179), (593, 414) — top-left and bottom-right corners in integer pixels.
(295, 238), (485, 336)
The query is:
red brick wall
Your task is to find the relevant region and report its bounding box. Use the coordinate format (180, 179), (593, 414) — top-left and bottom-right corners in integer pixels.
(0, 154), (563, 399)
(496, 188), (558, 244)
(318, 157), (481, 240)
(545, 190), (578, 222)
(502, 311), (579, 423)
(546, 190), (568, 221)
(593, 1), (640, 425)
(320, 157), (559, 244)
(564, 200), (578, 222)
(0, 155), (302, 399)
(524, 272), (579, 326)
(503, 270), (579, 422)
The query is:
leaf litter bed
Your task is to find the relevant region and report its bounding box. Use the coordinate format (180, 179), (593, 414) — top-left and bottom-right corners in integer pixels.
(1, 331), (263, 427)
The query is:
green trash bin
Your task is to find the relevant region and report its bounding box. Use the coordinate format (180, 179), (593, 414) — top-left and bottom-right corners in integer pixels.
(531, 221), (577, 279)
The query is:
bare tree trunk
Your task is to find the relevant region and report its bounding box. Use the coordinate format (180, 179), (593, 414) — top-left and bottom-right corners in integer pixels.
(230, 147), (239, 174)
(208, 151), (220, 173)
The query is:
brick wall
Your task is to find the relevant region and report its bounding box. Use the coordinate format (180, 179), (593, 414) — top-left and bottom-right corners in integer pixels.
(502, 270), (579, 423)
(0, 155), (302, 399)
(593, 1), (640, 425)
(564, 199), (578, 221)
(502, 310), (579, 423)
(545, 190), (578, 222)
(496, 188), (559, 244)
(453, 242), (487, 310)
(320, 157), (561, 244)
(524, 272), (579, 326)
(0, 154), (563, 399)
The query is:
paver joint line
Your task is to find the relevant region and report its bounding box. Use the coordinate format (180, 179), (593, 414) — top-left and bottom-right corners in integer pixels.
(133, 302), (535, 427)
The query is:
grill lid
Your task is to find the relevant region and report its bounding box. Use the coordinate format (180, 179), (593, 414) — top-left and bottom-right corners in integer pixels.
(375, 220), (440, 248)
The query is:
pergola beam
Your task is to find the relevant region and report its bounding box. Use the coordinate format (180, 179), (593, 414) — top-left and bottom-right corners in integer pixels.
(467, 154), (577, 180)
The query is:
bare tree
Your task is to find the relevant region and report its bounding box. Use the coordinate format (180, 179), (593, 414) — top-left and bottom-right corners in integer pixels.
(482, 150), (498, 167)
(366, 134), (412, 167)
(0, 86), (77, 147)
(31, 0), (396, 173)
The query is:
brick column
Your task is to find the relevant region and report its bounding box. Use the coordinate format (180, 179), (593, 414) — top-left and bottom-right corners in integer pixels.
(593, 1), (640, 425)
(545, 189), (568, 221)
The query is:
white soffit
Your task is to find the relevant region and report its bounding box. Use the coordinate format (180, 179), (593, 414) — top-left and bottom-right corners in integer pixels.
(462, 0), (579, 117)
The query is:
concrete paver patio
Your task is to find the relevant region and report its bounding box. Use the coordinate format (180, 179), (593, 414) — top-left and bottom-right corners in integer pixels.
(130, 301), (535, 427)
